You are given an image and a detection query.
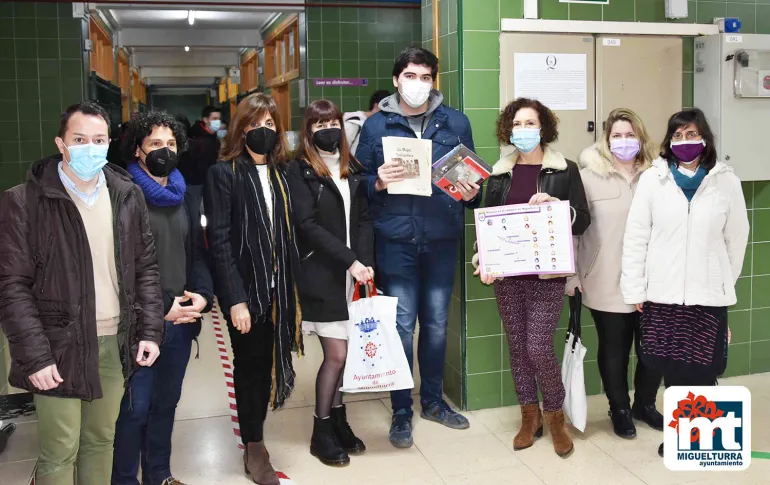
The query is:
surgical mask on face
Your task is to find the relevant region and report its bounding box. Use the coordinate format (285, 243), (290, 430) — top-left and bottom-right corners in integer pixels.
(399, 79), (432, 108)
(66, 143), (109, 181)
(208, 119), (222, 132)
(216, 129), (227, 140)
(143, 147), (179, 177)
(610, 138), (640, 162)
(670, 139), (705, 164)
(510, 128), (541, 154)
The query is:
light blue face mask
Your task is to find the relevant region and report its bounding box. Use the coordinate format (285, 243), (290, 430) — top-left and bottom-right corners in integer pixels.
(216, 129), (227, 139)
(66, 143), (109, 181)
(208, 119), (222, 132)
(510, 128), (541, 154)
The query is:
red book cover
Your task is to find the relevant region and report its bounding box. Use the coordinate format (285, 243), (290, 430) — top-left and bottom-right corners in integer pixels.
(431, 144), (493, 201)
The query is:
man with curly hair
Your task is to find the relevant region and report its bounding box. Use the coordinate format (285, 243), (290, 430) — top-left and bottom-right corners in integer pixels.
(0, 102), (164, 485)
(111, 111), (213, 485)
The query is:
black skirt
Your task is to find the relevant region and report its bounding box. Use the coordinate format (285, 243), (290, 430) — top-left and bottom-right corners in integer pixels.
(638, 302), (728, 382)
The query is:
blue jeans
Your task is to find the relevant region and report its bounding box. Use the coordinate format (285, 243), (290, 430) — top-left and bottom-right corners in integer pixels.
(377, 239), (458, 416)
(112, 320), (200, 485)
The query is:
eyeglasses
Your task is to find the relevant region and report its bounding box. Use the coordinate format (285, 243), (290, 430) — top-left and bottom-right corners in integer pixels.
(672, 131), (701, 141)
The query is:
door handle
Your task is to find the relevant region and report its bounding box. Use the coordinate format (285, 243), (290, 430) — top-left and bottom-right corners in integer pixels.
(586, 121), (595, 133)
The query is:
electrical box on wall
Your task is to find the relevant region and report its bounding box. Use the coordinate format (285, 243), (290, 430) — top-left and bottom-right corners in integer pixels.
(694, 34), (770, 181)
(665, 0), (688, 19)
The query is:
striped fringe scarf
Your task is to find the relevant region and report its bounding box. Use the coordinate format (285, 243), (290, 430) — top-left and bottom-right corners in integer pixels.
(232, 157), (303, 409)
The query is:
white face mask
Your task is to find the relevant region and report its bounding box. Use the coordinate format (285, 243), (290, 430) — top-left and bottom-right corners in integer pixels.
(399, 79), (432, 108)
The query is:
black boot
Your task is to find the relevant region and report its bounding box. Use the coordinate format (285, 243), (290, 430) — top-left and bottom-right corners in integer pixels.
(632, 403), (664, 431)
(310, 416), (350, 467)
(609, 409), (636, 439)
(658, 442), (664, 457)
(330, 405), (366, 454)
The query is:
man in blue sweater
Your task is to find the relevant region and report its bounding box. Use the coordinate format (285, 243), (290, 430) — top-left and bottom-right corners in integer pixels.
(356, 46), (479, 449)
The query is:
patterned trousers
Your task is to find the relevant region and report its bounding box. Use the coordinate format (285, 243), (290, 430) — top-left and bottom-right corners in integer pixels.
(494, 278), (565, 412)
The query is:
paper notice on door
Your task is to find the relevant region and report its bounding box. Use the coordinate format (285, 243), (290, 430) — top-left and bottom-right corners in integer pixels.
(513, 53), (588, 111)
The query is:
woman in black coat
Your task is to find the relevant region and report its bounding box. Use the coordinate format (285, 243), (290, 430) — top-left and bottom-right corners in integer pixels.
(287, 100), (374, 468)
(204, 93), (301, 485)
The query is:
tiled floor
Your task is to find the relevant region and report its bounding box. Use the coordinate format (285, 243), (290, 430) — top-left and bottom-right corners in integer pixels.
(2, 311), (770, 484)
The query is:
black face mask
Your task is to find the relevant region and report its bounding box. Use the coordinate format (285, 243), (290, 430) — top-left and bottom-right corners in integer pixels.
(313, 127), (342, 153)
(245, 127), (277, 156)
(143, 147), (178, 177)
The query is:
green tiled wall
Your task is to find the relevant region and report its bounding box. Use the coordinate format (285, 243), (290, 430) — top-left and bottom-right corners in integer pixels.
(453, 0), (770, 410)
(305, 2), (421, 113)
(0, 1), (85, 192)
(0, 1), (83, 395)
(421, 0), (464, 407)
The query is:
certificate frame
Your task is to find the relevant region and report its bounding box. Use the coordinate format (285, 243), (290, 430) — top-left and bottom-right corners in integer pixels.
(475, 200), (575, 278)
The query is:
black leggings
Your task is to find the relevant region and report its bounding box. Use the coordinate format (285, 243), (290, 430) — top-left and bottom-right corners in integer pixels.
(591, 310), (663, 410)
(226, 311), (274, 444)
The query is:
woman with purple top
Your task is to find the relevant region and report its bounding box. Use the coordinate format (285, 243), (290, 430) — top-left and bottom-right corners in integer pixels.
(621, 108), (749, 458)
(472, 98), (590, 458)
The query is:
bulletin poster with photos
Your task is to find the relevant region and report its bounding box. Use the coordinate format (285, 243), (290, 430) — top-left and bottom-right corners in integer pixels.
(474, 201), (575, 277)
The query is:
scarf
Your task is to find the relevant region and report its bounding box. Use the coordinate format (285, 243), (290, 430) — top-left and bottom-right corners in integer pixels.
(127, 162), (186, 207)
(670, 163), (707, 202)
(230, 155), (303, 409)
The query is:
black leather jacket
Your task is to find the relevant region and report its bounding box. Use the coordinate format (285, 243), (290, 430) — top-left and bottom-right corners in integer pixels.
(483, 149), (591, 236)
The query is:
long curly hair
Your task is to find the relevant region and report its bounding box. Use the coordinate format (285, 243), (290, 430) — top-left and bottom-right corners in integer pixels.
(120, 110), (187, 164)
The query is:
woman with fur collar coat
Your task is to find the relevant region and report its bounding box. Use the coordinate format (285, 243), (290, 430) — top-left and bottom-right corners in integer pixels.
(473, 98), (589, 458)
(567, 108), (663, 440)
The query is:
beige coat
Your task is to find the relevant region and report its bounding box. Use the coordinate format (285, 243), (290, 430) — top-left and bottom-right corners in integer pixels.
(568, 144), (650, 313)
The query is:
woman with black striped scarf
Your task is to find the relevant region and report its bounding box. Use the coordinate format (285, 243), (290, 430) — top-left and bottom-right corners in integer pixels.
(204, 93), (302, 485)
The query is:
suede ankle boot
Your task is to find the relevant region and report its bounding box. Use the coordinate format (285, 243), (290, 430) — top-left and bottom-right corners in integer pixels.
(243, 441), (280, 485)
(544, 410), (574, 458)
(513, 404), (544, 450)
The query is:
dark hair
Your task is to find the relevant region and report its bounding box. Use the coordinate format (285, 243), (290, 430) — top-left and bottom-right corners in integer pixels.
(497, 98), (559, 147)
(369, 90), (391, 111)
(392, 46), (438, 80)
(119, 110), (187, 165)
(202, 105), (222, 119)
(220, 93), (289, 165)
(174, 113), (191, 130)
(298, 99), (354, 179)
(660, 108), (717, 171)
(58, 101), (110, 138)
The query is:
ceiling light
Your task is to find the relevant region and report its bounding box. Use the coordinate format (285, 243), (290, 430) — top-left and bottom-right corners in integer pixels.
(184, 46), (190, 52)
(188, 10), (195, 26)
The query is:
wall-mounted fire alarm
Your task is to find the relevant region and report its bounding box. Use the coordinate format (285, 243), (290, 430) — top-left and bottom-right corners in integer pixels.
(665, 0), (688, 20)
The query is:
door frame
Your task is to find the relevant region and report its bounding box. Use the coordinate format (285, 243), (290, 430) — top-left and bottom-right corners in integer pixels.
(501, 19), (718, 37)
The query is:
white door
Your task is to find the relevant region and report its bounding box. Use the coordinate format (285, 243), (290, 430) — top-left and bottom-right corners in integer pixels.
(500, 33), (597, 162)
(595, 35), (683, 148)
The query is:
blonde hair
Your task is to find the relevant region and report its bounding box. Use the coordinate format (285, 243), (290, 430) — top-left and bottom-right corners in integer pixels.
(598, 108), (655, 168)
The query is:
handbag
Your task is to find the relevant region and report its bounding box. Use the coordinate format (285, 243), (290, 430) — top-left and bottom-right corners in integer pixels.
(340, 284), (415, 393)
(561, 289), (588, 432)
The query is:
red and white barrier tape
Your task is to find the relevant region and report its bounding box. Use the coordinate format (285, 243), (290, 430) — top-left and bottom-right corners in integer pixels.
(209, 300), (297, 483)
(210, 302), (245, 450)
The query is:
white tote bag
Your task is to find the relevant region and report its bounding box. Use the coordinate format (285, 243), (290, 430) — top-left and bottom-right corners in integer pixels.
(341, 286), (415, 393)
(561, 290), (588, 432)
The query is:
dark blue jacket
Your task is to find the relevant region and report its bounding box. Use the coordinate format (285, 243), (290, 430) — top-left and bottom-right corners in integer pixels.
(356, 102), (476, 244)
